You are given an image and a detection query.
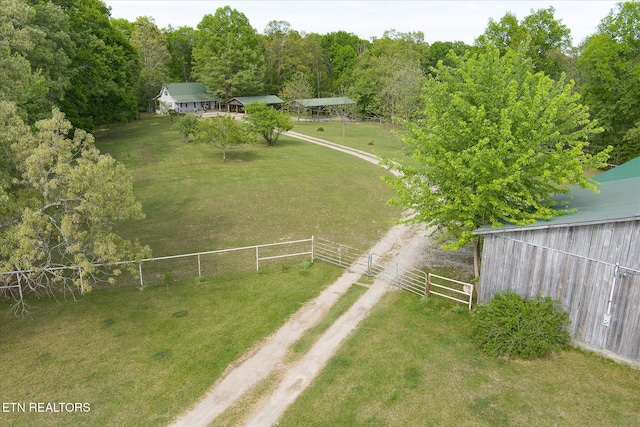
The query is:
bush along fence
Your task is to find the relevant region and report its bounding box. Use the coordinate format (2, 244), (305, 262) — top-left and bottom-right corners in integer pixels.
(1, 236), (474, 310)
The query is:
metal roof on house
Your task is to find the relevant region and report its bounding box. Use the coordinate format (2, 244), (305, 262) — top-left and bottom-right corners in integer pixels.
(474, 156), (640, 234)
(162, 82), (221, 103)
(292, 97), (356, 107)
(227, 95), (283, 106)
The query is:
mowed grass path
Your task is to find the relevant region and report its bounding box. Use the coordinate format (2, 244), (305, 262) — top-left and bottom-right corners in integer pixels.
(0, 114), (402, 427)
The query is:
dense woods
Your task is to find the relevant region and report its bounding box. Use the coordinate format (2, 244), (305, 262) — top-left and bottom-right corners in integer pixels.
(2, 0), (639, 162)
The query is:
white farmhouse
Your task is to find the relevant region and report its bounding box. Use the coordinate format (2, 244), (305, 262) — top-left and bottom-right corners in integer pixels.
(156, 82), (222, 114)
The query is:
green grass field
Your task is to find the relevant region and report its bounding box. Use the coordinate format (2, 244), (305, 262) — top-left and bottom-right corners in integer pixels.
(1, 114), (638, 427)
(291, 119), (413, 163)
(0, 264), (344, 426)
(278, 293), (640, 427)
(0, 114), (401, 426)
(97, 115), (403, 256)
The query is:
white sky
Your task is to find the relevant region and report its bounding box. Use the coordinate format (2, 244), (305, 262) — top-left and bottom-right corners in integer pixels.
(103, 0), (620, 46)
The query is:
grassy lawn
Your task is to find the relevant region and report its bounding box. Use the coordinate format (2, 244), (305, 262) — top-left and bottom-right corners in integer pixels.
(0, 113), (402, 426)
(278, 293), (640, 427)
(0, 264), (344, 427)
(2, 114), (634, 426)
(291, 119), (414, 163)
(97, 114), (402, 256)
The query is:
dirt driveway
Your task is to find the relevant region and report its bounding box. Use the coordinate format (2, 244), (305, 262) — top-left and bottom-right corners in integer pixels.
(169, 132), (472, 426)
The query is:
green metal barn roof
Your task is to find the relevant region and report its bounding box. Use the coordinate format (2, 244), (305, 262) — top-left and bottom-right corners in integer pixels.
(474, 156), (640, 234)
(592, 156), (640, 182)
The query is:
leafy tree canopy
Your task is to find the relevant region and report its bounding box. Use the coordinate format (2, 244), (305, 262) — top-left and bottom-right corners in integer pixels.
(164, 25), (195, 82)
(54, 0), (139, 131)
(193, 6), (265, 100)
(244, 102), (293, 145)
(0, 102), (150, 315)
(195, 115), (257, 160)
(577, 1), (640, 163)
(383, 46), (610, 275)
(173, 113), (200, 143)
(131, 16), (170, 113)
(475, 7), (572, 78)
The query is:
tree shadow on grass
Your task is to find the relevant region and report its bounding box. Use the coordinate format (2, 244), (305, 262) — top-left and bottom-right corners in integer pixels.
(223, 149), (263, 162)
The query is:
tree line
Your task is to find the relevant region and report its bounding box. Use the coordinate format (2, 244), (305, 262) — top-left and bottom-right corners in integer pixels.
(2, 1), (639, 162)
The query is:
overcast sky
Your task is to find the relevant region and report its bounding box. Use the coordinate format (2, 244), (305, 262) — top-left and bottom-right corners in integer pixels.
(103, 1), (620, 45)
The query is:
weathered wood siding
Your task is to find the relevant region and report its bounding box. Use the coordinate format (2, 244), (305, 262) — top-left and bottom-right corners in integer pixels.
(478, 220), (640, 362)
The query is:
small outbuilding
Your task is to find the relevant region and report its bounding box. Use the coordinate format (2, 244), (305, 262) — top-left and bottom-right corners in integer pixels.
(290, 97), (356, 118)
(226, 95), (284, 113)
(473, 157), (640, 366)
(156, 82), (222, 114)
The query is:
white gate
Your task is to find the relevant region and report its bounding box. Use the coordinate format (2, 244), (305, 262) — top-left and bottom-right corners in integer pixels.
(313, 237), (474, 309)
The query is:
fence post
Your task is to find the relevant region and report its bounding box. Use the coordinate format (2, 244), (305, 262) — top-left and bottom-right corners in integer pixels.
(16, 272), (23, 302)
(311, 235), (315, 263)
(256, 246), (260, 271)
(368, 253), (372, 276)
(138, 264), (144, 288)
(197, 254), (201, 277)
(426, 273), (431, 298)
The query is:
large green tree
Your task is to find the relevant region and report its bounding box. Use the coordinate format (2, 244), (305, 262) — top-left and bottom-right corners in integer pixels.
(350, 30), (426, 119)
(299, 33), (327, 97)
(164, 25), (195, 82)
(244, 102), (293, 146)
(0, 0), (74, 121)
(262, 20), (306, 94)
(577, 1), (640, 163)
(320, 31), (368, 94)
(192, 6), (264, 100)
(195, 115), (256, 161)
(131, 16), (170, 112)
(0, 102), (150, 315)
(384, 47), (610, 277)
(54, 0), (139, 131)
(475, 7), (572, 78)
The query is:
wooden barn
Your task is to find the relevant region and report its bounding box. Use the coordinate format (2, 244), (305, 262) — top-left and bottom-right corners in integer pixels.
(473, 157), (640, 367)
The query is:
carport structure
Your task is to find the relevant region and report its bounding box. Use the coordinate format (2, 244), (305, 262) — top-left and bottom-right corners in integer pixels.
(290, 97), (356, 118)
(226, 95), (284, 113)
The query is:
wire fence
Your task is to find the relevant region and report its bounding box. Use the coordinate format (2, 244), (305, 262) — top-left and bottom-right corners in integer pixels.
(1, 236), (474, 309)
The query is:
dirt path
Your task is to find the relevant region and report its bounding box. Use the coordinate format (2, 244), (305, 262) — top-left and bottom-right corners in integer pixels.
(170, 222), (429, 427)
(169, 131), (451, 426)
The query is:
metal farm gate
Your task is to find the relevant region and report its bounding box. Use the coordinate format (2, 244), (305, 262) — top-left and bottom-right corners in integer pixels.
(313, 237), (473, 309)
(2, 236), (474, 314)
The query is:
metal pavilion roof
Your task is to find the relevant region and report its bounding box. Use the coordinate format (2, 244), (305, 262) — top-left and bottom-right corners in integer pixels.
(292, 97), (356, 107)
(226, 95), (284, 106)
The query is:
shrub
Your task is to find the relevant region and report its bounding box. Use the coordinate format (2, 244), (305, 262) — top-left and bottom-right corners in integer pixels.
(471, 291), (570, 359)
(317, 127), (324, 132)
